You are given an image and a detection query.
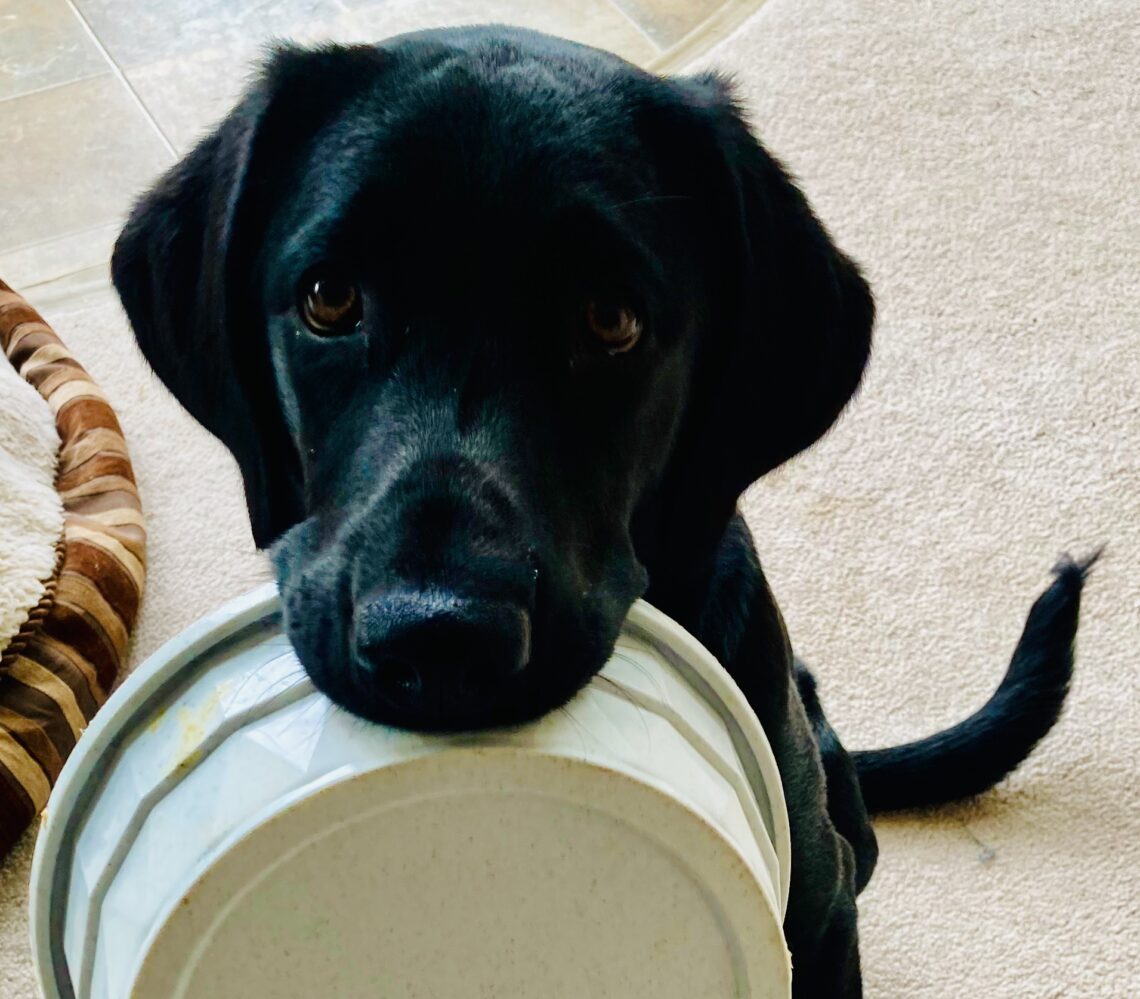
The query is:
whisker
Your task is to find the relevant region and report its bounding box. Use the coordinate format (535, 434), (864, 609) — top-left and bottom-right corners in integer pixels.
(594, 674), (652, 745)
(558, 705), (591, 754)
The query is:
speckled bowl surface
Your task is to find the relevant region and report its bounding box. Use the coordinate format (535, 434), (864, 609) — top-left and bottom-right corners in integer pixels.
(32, 583), (791, 999)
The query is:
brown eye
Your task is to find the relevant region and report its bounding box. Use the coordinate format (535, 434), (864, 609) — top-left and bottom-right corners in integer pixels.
(586, 300), (642, 354)
(299, 272), (362, 334)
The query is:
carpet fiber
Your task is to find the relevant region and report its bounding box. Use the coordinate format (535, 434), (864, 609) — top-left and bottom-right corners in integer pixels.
(692, 1), (1139, 995)
(1, 1), (1136, 996)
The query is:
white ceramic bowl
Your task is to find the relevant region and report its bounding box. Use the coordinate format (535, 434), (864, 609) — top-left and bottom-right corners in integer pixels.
(31, 584), (791, 999)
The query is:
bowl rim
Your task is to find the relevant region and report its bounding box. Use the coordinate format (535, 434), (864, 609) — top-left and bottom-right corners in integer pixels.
(30, 584), (791, 999)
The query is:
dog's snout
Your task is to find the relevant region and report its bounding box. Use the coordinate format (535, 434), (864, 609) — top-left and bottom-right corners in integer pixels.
(353, 588), (532, 721)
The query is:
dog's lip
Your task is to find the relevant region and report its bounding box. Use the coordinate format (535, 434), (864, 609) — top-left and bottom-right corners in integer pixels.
(324, 681), (534, 733)
(305, 636), (604, 733)
(279, 545), (641, 732)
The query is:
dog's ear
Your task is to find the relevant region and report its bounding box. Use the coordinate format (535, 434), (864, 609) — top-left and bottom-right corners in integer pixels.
(648, 72), (874, 514)
(111, 44), (384, 547)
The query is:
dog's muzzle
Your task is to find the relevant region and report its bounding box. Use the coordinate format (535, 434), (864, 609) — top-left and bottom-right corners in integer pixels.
(352, 587), (533, 719)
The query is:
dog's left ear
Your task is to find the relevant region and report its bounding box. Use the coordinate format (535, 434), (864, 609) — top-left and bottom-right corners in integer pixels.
(647, 72), (874, 511)
(112, 44), (386, 547)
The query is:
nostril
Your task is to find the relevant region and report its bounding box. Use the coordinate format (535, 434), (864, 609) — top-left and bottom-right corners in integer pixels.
(383, 658), (424, 701)
(361, 655), (425, 708)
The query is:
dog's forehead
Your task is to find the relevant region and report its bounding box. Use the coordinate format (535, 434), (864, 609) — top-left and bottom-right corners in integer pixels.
(372, 33), (649, 164)
(281, 44), (657, 241)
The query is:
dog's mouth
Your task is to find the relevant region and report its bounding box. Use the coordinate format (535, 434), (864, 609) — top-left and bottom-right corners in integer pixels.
(274, 517), (645, 733)
(292, 600), (625, 734)
(330, 651), (606, 733)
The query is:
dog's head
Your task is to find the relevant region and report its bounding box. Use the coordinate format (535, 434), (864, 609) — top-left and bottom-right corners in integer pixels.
(113, 28), (872, 731)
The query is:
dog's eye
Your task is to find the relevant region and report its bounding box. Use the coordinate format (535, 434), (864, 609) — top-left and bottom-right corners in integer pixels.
(299, 271), (362, 334)
(586, 300), (641, 354)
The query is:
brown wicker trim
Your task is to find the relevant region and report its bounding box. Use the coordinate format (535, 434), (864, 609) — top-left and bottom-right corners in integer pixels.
(0, 277), (146, 858)
(0, 536), (66, 672)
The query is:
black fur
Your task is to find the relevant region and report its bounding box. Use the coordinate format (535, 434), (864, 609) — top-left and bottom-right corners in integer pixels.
(853, 551), (1100, 812)
(111, 28), (1092, 998)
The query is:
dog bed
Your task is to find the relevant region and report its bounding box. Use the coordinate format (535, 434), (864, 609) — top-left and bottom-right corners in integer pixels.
(0, 278), (145, 857)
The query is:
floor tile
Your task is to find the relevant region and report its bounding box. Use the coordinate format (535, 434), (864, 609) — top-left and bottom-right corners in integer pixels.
(610, 0), (725, 48)
(0, 0), (108, 101)
(124, 0), (659, 153)
(72, 0), (348, 70)
(645, 0), (766, 72)
(126, 46), (258, 154)
(125, 8), (360, 152)
(0, 75), (172, 257)
(345, 0), (658, 65)
(0, 221), (119, 293)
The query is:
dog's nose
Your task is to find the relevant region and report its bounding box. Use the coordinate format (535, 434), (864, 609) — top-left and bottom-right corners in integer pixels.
(353, 588), (532, 718)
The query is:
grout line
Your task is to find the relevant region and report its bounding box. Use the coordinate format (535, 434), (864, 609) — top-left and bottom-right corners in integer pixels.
(649, 0), (771, 74)
(601, 0), (665, 62)
(24, 271), (115, 318)
(23, 263), (107, 293)
(60, 0), (179, 160)
(0, 68), (110, 109)
(647, 0), (770, 74)
(0, 220), (119, 259)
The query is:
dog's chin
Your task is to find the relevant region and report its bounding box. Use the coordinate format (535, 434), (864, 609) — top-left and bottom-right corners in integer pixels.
(294, 642), (609, 734)
(271, 516), (643, 733)
(276, 575), (623, 732)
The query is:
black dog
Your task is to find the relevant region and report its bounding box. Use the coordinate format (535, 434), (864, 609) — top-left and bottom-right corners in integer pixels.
(111, 28), (1092, 997)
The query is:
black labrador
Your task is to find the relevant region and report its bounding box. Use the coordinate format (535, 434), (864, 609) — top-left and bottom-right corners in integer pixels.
(111, 28), (1093, 998)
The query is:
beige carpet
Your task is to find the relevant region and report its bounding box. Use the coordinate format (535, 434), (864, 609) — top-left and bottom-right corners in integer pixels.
(2, 1), (1137, 995)
(695, 0), (1139, 995)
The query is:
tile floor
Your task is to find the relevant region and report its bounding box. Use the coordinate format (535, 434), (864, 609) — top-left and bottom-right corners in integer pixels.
(0, 0), (761, 303)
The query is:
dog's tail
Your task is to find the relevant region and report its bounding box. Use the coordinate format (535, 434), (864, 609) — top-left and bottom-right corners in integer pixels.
(853, 551), (1100, 813)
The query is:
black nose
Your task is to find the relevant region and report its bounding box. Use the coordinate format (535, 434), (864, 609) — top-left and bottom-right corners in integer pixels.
(353, 588), (532, 719)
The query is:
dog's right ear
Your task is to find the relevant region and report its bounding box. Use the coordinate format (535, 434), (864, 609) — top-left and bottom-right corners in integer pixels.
(111, 44), (385, 547)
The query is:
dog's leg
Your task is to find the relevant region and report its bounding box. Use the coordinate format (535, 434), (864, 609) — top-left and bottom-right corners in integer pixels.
(732, 598), (863, 999)
(690, 516), (866, 999)
(794, 660), (879, 894)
